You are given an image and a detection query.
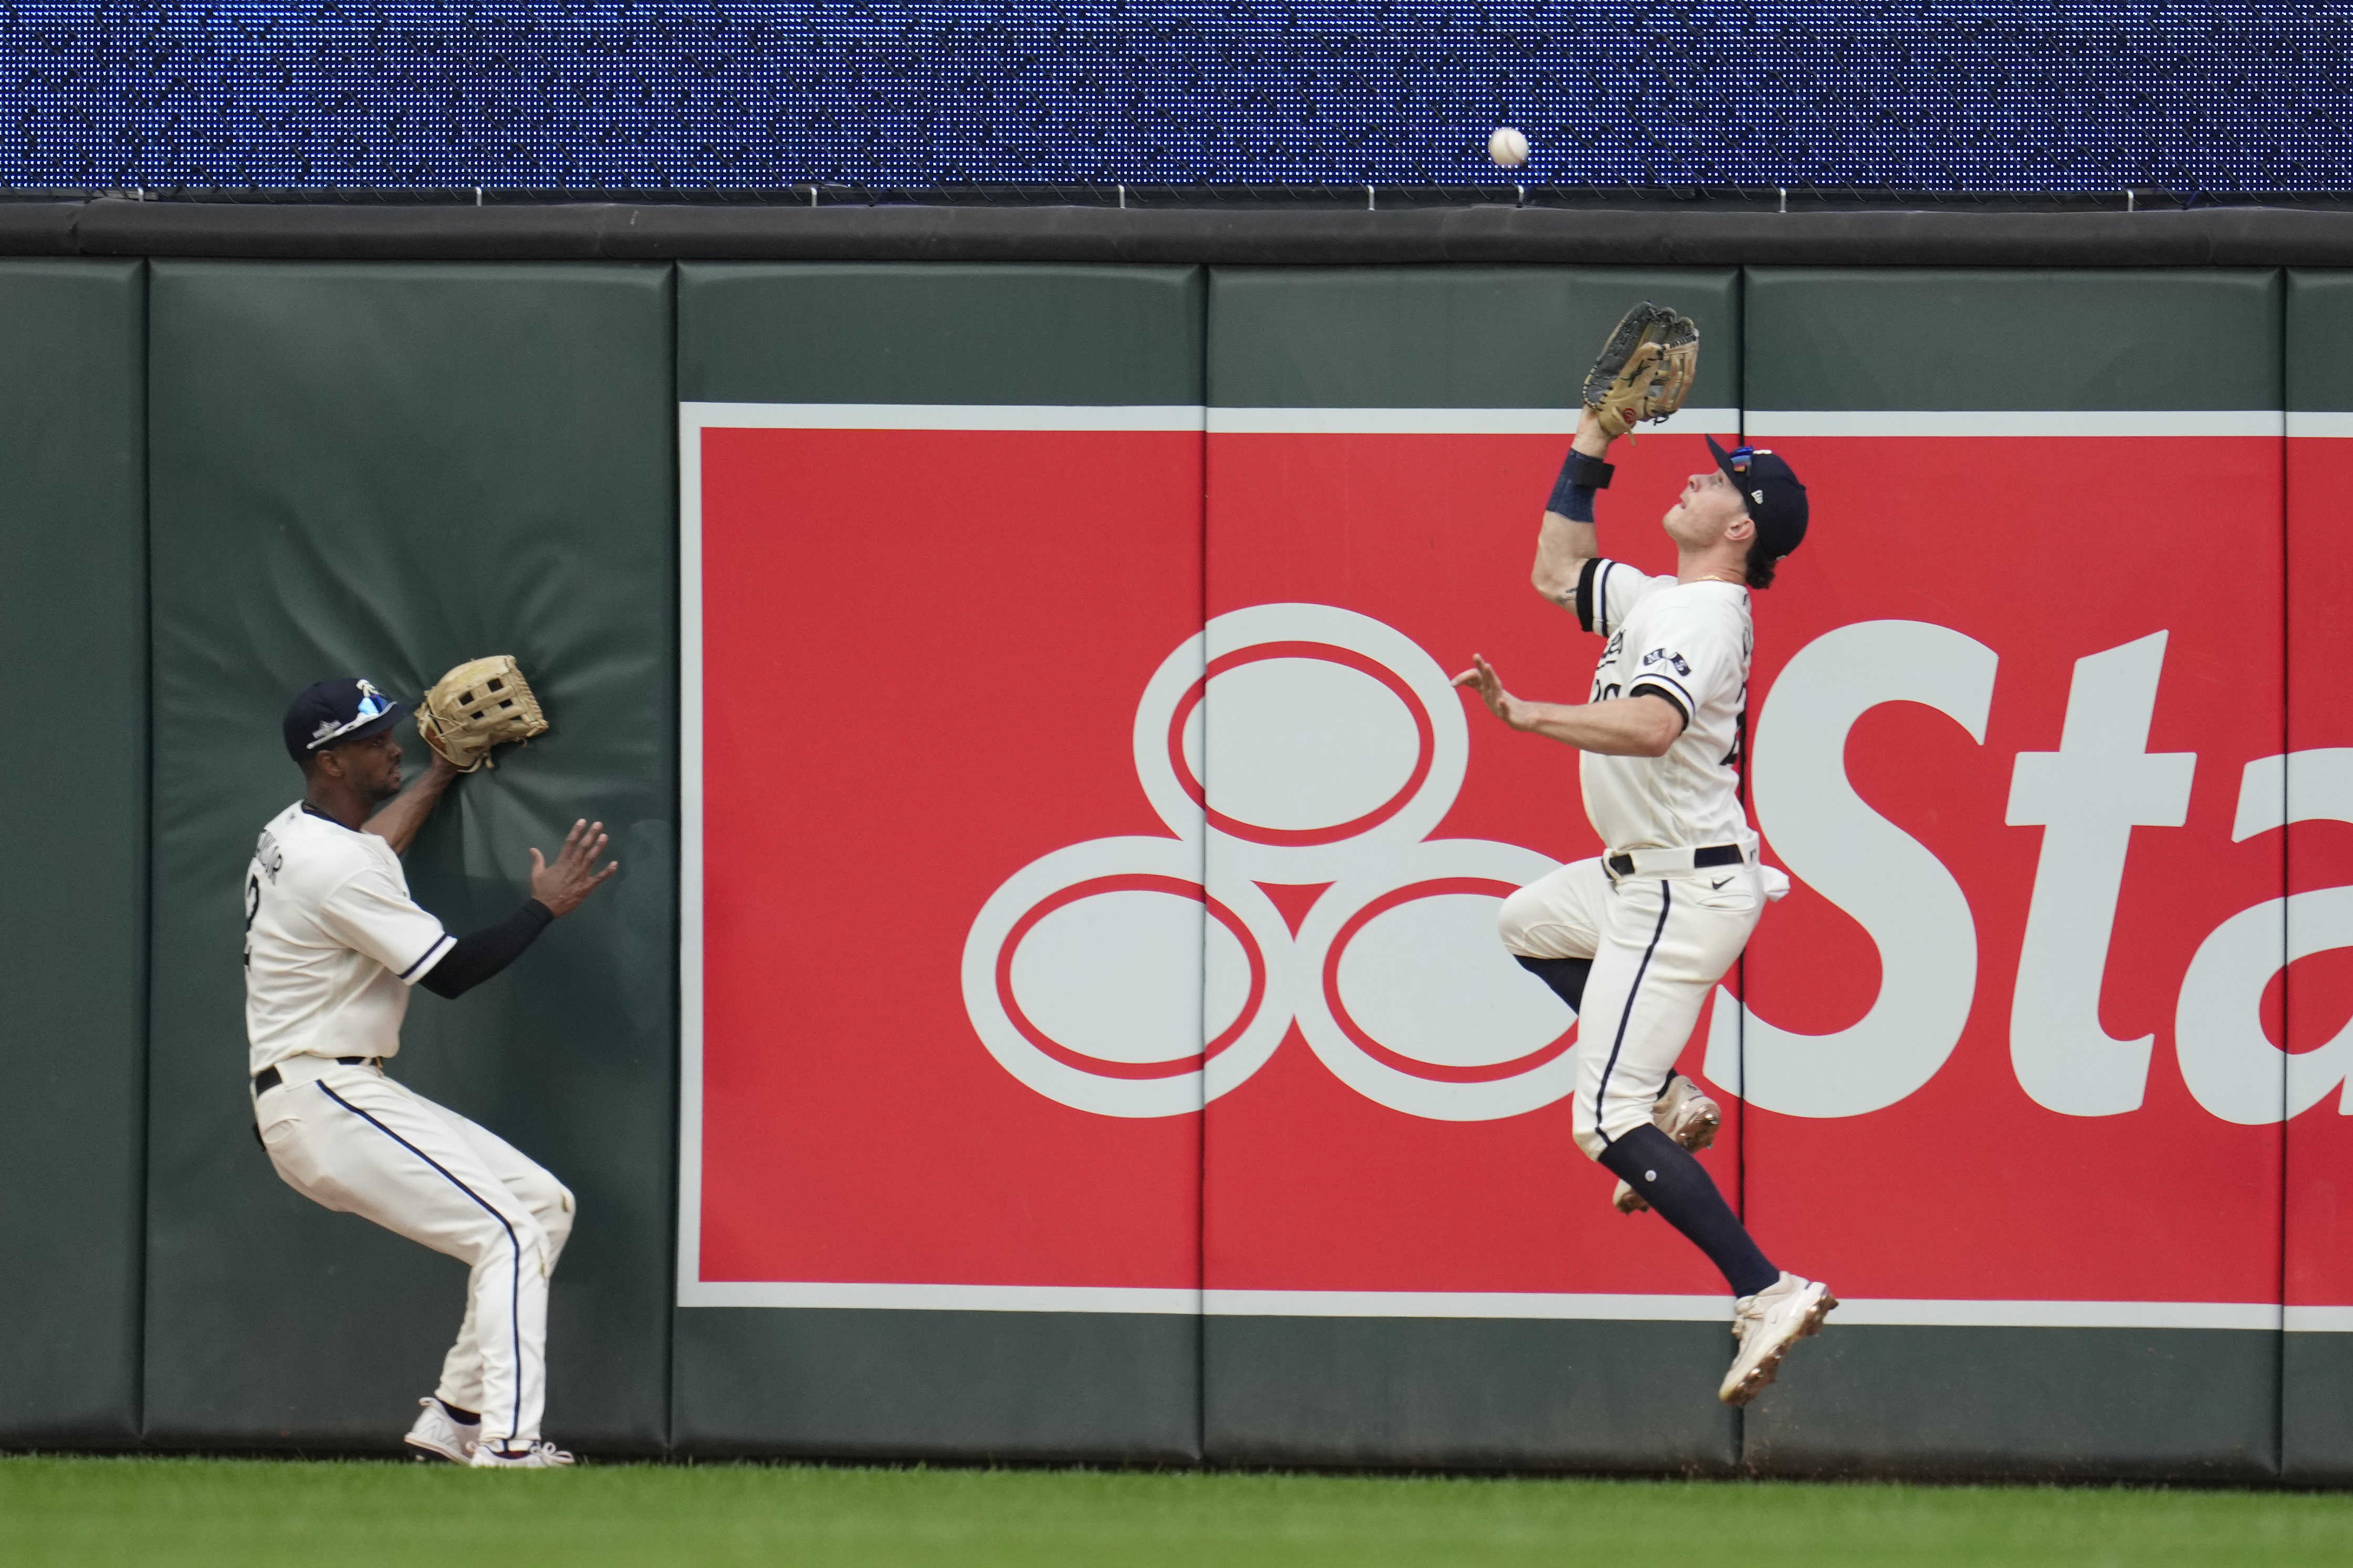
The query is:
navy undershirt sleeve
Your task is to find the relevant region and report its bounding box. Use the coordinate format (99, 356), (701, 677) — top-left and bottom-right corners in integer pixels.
(419, 899), (555, 999)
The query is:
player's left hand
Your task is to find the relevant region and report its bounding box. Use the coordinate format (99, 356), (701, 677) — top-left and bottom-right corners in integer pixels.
(529, 819), (619, 918)
(1451, 654), (1533, 730)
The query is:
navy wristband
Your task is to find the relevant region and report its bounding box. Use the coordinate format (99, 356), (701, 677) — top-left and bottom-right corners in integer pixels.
(1545, 449), (1615, 521)
(1562, 450), (1616, 488)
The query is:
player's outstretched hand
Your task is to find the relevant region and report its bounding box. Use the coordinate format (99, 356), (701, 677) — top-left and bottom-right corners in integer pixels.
(529, 819), (619, 918)
(1451, 654), (1533, 731)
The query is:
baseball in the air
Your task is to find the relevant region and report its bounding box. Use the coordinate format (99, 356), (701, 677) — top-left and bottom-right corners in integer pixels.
(1489, 127), (1530, 167)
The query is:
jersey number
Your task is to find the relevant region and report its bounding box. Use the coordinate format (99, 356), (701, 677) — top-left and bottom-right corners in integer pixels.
(243, 872), (260, 970)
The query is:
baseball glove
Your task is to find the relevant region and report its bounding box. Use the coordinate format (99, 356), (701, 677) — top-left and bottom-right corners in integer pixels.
(1582, 302), (1700, 438)
(416, 655), (548, 772)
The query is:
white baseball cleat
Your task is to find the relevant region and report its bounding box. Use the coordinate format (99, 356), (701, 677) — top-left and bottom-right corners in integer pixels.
(466, 1439), (577, 1469)
(1613, 1076), (1723, 1215)
(403, 1397), (479, 1464)
(1719, 1272), (1837, 1406)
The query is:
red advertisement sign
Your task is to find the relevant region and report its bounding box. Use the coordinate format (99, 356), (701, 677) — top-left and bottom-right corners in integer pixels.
(683, 403), (2336, 1332)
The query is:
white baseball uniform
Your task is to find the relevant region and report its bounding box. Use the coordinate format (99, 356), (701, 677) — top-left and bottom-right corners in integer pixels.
(244, 800), (572, 1448)
(1498, 560), (1769, 1159)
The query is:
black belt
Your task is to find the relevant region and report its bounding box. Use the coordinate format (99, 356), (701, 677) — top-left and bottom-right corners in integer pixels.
(1606, 844), (1744, 878)
(253, 1057), (375, 1095)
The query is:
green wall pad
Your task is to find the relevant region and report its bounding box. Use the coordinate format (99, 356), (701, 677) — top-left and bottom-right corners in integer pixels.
(1742, 1327), (2279, 1481)
(679, 262), (1205, 406)
(1744, 268), (2283, 411)
(672, 263), (1206, 1459)
(1738, 268), (2283, 1479)
(1204, 1319), (1738, 1472)
(2283, 268), (2353, 1481)
(0, 261), (146, 1445)
(1199, 266), (1745, 1469)
(143, 262), (677, 1453)
(673, 1311), (1200, 1461)
(2284, 1335), (2353, 1483)
(1206, 266), (1740, 410)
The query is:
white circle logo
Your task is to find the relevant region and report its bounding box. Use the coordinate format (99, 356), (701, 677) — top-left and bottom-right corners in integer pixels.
(963, 603), (1576, 1121)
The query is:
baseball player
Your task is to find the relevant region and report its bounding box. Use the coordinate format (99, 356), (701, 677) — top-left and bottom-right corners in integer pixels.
(1451, 312), (1835, 1404)
(245, 676), (615, 1466)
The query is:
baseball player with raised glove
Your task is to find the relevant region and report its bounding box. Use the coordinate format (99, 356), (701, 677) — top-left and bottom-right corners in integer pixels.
(1452, 303), (1836, 1406)
(243, 659), (613, 1467)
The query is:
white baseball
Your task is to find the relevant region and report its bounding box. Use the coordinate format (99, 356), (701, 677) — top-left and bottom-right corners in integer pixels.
(1488, 127), (1530, 167)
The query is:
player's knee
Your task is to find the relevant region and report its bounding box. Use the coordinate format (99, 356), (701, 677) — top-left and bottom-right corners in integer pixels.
(1497, 886), (1563, 957)
(1572, 1126), (1610, 1163)
(505, 1211), (558, 1276)
(458, 1206), (549, 1271)
(538, 1184), (577, 1251)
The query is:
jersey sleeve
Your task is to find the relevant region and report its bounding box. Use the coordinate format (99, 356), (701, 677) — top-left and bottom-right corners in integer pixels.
(313, 862), (455, 985)
(1622, 595), (1742, 730)
(1575, 557), (1675, 637)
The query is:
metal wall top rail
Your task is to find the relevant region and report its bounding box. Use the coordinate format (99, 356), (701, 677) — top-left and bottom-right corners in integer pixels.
(14, 193), (2353, 265)
(17, 185), (2353, 213)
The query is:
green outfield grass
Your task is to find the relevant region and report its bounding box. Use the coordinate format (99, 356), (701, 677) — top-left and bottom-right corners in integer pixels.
(1, 1454), (2347, 1567)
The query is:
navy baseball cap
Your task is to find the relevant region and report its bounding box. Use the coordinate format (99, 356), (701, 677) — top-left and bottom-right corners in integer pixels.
(283, 678), (406, 762)
(1707, 437), (1810, 562)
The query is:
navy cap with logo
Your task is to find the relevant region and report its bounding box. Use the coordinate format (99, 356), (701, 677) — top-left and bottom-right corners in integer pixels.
(282, 678), (406, 763)
(1706, 436), (1810, 563)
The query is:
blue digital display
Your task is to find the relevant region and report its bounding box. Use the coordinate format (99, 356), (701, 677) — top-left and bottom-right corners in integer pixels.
(4, 4), (2342, 191)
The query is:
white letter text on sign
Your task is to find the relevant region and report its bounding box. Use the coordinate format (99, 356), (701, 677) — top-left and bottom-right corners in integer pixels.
(1705, 619), (1998, 1117)
(2176, 751), (2353, 1124)
(2006, 632), (2197, 1116)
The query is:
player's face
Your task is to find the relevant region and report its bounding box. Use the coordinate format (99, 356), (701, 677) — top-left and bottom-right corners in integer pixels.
(1661, 467), (1748, 547)
(334, 730), (405, 803)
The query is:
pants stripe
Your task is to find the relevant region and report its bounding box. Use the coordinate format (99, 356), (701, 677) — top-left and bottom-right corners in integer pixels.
(316, 1081), (527, 1445)
(1592, 879), (1673, 1149)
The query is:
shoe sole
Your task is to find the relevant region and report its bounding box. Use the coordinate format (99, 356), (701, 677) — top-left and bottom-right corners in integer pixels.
(1673, 1103), (1721, 1152)
(1721, 1288), (1838, 1407)
(1612, 1098), (1722, 1216)
(404, 1434), (472, 1465)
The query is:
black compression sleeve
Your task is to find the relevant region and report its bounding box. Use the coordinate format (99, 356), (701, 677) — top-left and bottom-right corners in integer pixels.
(418, 900), (555, 999)
(1595, 1124), (1779, 1298)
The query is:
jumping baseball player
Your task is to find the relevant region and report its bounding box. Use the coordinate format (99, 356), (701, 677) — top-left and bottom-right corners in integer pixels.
(1451, 304), (1835, 1405)
(245, 671), (615, 1466)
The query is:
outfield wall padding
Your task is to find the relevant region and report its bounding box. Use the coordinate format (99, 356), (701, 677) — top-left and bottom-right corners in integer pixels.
(2284, 270), (2353, 1485)
(1200, 266), (1743, 1472)
(670, 262), (1206, 1463)
(1204, 1318), (1738, 1474)
(1738, 268), (2285, 1479)
(0, 256), (2337, 1479)
(1740, 1327), (2282, 1482)
(141, 261), (677, 1452)
(672, 1310), (1202, 1463)
(0, 260), (147, 1445)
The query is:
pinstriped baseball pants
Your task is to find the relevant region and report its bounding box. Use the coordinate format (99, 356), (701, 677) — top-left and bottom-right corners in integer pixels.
(1497, 856), (1763, 1160)
(254, 1059), (573, 1447)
